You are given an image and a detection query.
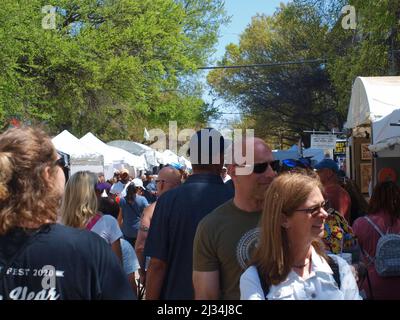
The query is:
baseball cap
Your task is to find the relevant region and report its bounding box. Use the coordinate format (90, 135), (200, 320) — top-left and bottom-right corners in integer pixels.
(314, 159), (339, 173)
(120, 168), (129, 175)
(132, 178), (145, 190)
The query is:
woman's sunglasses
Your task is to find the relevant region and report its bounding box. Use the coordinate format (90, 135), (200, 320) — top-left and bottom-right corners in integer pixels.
(293, 200), (332, 217)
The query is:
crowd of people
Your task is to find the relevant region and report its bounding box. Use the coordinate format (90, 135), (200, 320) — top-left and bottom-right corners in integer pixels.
(0, 126), (399, 300)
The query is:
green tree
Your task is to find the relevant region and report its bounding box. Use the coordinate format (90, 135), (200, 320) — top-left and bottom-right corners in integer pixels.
(208, 2), (342, 147)
(208, 0), (400, 147)
(327, 0), (400, 117)
(0, 0), (228, 141)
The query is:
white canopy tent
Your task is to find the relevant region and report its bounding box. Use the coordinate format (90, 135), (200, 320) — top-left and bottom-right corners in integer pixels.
(345, 76), (400, 188)
(80, 133), (147, 179)
(345, 76), (400, 153)
(52, 130), (104, 176)
(107, 140), (160, 169)
(178, 156), (192, 170)
(345, 77), (400, 129)
(369, 109), (400, 154)
(160, 149), (179, 165)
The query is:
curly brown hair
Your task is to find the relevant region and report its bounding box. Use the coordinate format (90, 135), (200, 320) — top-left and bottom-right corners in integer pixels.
(0, 127), (61, 235)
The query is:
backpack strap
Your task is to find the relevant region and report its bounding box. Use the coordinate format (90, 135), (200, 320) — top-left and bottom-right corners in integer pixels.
(256, 258), (341, 298)
(256, 266), (269, 299)
(327, 257), (341, 289)
(86, 213), (103, 231)
(364, 216), (384, 237)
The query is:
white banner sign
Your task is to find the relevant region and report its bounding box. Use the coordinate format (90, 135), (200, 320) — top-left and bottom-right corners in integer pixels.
(310, 134), (337, 149)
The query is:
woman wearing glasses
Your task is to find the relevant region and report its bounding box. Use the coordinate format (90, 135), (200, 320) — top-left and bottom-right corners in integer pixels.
(240, 170), (361, 300)
(0, 127), (134, 300)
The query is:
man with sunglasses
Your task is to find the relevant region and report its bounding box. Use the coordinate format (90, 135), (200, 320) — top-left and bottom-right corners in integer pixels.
(193, 137), (277, 300)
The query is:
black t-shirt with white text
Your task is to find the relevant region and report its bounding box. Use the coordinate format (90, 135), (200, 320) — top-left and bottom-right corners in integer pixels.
(0, 224), (135, 300)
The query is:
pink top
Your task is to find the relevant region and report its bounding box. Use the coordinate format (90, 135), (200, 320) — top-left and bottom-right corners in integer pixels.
(352, 211), (400, 300)
(324, 184), (351, 221)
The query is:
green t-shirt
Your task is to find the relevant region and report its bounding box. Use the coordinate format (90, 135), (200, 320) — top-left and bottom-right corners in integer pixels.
(193, 199), (261, 300)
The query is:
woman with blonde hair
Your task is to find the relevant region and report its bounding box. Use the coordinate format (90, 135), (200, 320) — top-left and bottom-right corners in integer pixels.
(60, 171), (139, 293)
(0, 127), (134, 300)
(240, 170), (361, 300)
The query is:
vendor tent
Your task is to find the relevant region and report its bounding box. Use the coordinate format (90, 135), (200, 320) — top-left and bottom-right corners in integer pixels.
(107, 140), (152, 155)
(107, 140), (162, 168)
(80, 133), (148, 179)
(345, 77), (400, 129)
(52, 130), (104, 176)
(345, 76), (400, 189)
(369, 109), (400, 153)
(80, 133), (146, 169)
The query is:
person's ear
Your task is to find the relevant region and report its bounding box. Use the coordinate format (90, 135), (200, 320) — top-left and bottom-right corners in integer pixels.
(42, 166), (52, 187)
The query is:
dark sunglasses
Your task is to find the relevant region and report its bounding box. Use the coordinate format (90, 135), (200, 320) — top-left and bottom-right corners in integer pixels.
(55, 157), (68, 169)
(253, 160), (280, 174)
(293, 200), (331, 217)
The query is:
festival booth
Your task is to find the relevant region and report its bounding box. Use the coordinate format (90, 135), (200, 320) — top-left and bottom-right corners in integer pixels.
(52, 130), (104, 177)
(80, 133), (146, 180)
(345, 76), (400, 193)
(369, 108), (400, 185)
(107, 140), (159, 171)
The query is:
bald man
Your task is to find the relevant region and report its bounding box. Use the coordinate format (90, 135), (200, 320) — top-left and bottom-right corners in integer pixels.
(135, 166), (182, 285)
(193, 137), (278, 300)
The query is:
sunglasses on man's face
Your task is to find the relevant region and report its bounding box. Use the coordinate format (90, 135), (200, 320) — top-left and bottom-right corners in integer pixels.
(253, 160), (280, 174)
(237, 160), (280, 174)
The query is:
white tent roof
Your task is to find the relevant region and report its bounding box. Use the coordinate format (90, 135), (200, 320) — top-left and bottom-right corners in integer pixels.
(107, 140), (152, 155)
(369, 109), (400, 152)
(80, 133), (146, 169)
(160, 150), (179, 165)
(52, 130), (103, 164)
(178, 156), (192, 169)
(107, 140), (164, 168)
(345, 77), (400, 129)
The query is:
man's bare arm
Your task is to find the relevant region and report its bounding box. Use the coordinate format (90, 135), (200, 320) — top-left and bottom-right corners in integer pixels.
(145, 257), (167, 300)
(193, 270), (220, 300)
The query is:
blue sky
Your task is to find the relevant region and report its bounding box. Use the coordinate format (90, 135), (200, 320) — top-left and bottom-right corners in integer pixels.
(206, 0), (290, 128)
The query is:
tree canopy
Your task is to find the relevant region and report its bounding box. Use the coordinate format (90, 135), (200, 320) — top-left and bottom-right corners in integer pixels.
(207, 0), (400, 148)
(0, 0), (228, 140)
